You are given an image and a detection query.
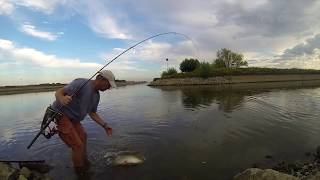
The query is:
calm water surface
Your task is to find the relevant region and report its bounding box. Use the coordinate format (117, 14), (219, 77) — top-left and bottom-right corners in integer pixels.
(1, 83), (320, 180)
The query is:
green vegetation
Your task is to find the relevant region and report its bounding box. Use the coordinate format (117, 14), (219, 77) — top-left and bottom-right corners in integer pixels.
(214, 48), (248, 68)
(194, 62), (212, 78)
(163, 67), (320, 79)
(161, 67), (178, 78)
(160, 48), (320, 79)
(180, 58), (200, 72)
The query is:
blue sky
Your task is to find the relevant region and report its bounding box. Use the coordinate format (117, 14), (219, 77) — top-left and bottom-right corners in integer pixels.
(1, 0), (320, 85)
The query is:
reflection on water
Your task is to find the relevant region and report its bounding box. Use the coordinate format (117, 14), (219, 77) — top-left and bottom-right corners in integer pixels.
(181, 87), (247, 112)
(1, 82), (320, 180)
(155, 80), (320, 112)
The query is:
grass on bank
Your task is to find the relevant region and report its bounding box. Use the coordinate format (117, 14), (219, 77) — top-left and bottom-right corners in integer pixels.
(160, 65), (320, 79)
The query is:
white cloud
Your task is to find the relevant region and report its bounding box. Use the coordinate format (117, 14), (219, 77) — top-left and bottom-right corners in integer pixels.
(0, 39), (160, 84)
(100, 39), (198, 74)
(102, 41), (172, 63)
(0, 0), (14, 15)
(0, 39), (105, 85)
(224, 0), (269, 11)
(2, 0), (320, 83)
(21, 24), (60, 41)
(1, 0), (131, 39)
(0, 39), (101, 68)
(171, 11), (218, 29)
(14, 0), (62, 14)
(0, 39), (14, 50)
(78, 0), (131, 39)
(88, 13), (131, 39)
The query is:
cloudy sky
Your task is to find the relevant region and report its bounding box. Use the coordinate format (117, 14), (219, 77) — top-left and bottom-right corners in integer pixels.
(0, 0), (320, 85)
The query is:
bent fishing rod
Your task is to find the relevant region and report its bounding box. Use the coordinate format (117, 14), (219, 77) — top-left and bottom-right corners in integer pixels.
(27, 32), (198, 149)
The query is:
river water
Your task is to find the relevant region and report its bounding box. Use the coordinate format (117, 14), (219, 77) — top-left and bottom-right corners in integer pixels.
(1, 82), (320, 180)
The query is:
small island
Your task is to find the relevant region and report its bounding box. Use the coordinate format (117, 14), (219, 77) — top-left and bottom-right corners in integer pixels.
(149, 48), (320, 86)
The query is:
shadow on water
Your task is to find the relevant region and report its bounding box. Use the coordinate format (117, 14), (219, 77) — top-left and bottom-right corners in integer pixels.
(151, 80), (320, 112)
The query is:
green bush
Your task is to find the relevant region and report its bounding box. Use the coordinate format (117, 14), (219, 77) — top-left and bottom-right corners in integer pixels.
(161, 68), (178, 78)
(161, 67), (320, 79)
(167, 68), (178, 75)
(180, 58), (200, 72)
(195, 62), (212, 78)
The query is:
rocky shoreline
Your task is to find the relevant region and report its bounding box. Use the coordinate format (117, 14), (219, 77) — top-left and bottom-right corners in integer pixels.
(0, 162), (52, 180)
(3, 147), (320, 180)
(234, 146), (320, 180)
(148, 74), (320, 86)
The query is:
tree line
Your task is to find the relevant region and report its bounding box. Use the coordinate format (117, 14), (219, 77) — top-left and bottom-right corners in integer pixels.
(161, 48), (248, 78)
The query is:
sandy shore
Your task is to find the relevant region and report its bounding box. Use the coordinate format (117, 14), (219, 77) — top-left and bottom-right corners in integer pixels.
(0, 81), (146, 95)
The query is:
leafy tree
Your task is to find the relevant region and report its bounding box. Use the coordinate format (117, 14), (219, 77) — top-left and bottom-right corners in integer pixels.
(214, 58), (226, 68)
(180, 58), (200, 72)
(214, 48), (248, 68)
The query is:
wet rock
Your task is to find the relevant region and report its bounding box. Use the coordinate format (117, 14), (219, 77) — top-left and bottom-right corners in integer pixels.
(42, 175), (54, 180)
(235, 146), (320, 180)
(0, 162), (19, 180)
(311, 172), (320, 180)
(19, 162), (52, 174)
(31, 171), (43, 180)
(288, 163), (299, 171)
(233, 168), (299, 180)
(295, 172), (302, 177)
(302, 165), (308, 171)
(19, 167), (32, 179)
(0, 162), (54, 180)
(18, 174), (28, 180)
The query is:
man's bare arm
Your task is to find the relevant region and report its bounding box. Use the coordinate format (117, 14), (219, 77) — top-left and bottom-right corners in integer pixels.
(89, 112), (112, 136)
(55, 88), (72, 106)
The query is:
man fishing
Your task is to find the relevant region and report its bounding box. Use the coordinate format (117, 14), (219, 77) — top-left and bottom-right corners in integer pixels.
(26, 32), (196, 175)
(52, 69), (116, 175)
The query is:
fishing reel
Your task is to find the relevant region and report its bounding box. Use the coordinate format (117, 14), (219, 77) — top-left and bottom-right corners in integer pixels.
(41, 106), (62, 139)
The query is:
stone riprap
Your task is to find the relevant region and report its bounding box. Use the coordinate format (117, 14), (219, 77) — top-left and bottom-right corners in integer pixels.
(233, 168), (299, 180)
(0, 163), (52, 180)
(148, 74), (320, 86)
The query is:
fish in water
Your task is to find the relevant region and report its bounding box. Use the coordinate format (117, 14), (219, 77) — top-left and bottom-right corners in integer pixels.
(104, 151), (145, 166)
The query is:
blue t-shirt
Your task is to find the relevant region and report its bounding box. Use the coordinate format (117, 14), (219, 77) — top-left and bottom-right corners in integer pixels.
(52, 78), (100, 121)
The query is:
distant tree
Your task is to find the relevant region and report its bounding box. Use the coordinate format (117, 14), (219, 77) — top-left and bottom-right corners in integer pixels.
(214, 48), (248, 68)
(180, 58), (200, 72)
(214, 58), (226, 68)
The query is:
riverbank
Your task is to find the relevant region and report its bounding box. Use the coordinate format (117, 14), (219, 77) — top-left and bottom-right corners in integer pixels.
(0, 81), (146, 95)
(0, 162), (52, 180)
(233, 146), (320, 180)
(148, 74), (320, 86)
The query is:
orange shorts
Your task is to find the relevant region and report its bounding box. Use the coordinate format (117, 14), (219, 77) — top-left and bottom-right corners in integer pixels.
(57, 115), (87, 167)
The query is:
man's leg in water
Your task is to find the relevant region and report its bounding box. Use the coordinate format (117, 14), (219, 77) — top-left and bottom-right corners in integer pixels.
(57, 115), (86, 173)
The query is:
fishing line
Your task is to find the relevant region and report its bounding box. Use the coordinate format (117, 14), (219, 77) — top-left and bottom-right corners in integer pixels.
(27, 32), (200, 149)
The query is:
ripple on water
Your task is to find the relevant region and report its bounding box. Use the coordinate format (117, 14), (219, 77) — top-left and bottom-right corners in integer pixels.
(2, 85), (320, 180)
